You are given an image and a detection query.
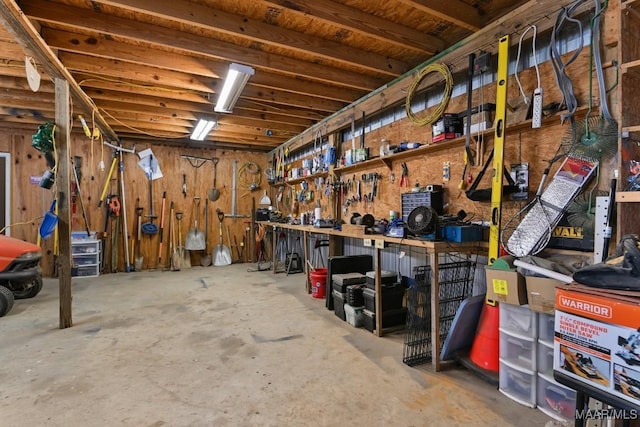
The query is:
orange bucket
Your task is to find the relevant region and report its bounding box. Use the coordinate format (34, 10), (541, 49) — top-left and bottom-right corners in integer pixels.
(310, 268), (327, 299)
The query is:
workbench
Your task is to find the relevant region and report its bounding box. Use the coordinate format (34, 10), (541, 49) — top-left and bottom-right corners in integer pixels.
(256, 220), (486, 371)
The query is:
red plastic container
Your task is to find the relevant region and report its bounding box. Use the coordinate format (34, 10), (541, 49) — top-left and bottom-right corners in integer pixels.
(310, 268), (327, 299)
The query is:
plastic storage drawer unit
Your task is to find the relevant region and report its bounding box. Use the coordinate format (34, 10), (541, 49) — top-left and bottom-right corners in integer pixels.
(499, 331), (536, 371)
(537, 340), (554, 377)
(538, 312), (555, 344)
(500, 303), (538, 338)
(536, 373), (576, 421)
(499, 360), (536, 408)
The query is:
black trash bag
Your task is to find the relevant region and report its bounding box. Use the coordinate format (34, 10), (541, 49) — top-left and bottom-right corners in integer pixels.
(573, 234), (640, 291)
(32, 121), (55, 154)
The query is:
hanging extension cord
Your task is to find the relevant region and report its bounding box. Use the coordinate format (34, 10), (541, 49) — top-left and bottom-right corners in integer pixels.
(514, 24), (543, 128)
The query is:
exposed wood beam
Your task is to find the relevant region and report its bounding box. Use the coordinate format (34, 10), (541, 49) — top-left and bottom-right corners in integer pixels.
(59, 52), (347, 113)
(0, 90), (53, 105)
(102, 109), (292, 140)
(22, 0), (387, 91)
(42, 27), (366, 102)
(92, 98), (307, 134)
(105, 118), (287, 145)
(75, 75), (211, 105)
(233, 101), (324, 122)
(0, 75), (54, 92)
(0, 0), (118, 140)
(0, 39), (28, 57)
(395, 0), (482, 32)
(84, 88), (315, 128)
(261, 0), (445, 55)
(0, 61), (48, 79)
(116, 136), (275, 152)
(274, 0), (592, 153)
(59, 52), (213, 93)
(94, 0), (407, 76)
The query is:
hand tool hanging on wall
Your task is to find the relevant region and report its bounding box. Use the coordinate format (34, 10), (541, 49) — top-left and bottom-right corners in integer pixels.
(460, 53), (476, 190)
(70, 157), (91, 237)
(142, 155), (159, 236)
(200, 198), (212, 266)
(182, 173), (187, 198)
(175, 210), (191, 269)
(487, 35), (510, 265)
(207, 157), (221, 202)
(98, 152), (118, 208)
(185, 197), (206, 250)
(400, 163), (409, 187)
(134, 199), (143, 271)
(117, 141), (133, 272)
(110, 195), (121, 273)
(169, 201), (179, 271)
(213, 209), (232, 266)
(157, 191), (167, 267)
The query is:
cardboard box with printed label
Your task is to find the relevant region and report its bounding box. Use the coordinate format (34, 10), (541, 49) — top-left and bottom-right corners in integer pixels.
(484, 266), (527, 306)
(526, 277), (561, 315)
(554, 284), (640, 408)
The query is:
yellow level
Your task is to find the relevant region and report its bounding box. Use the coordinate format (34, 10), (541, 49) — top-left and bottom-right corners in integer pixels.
(488, 35), (509, 266)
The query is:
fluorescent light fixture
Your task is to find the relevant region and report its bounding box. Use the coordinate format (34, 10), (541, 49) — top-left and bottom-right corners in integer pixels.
(190, 119), (216, 141)
(214, 63), (255, 113)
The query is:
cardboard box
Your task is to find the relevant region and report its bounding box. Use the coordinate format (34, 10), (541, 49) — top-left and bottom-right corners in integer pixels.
(485, 267), (527, 306)
(526, 277), (561, 315)
(554, 284), (640, 407)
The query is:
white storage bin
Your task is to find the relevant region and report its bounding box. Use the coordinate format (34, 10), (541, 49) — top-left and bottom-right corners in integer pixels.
(499, 331), (536, 371)
(538, 312), (555, 344)
(499, 360), (536, 408)
(537, 373), (576, 421)
(71, 239), (100, 278)
(500, 303), (537, 338)
(344, 304), (365, 327)
(537, 340), (554, 377)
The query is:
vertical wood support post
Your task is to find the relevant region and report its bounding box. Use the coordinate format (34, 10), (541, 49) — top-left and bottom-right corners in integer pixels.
(55, 78), (73, 329)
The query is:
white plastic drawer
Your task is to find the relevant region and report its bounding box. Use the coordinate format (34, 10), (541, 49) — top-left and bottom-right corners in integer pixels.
(71, 241), (99, 255)
(72, 265), (99, 278)
(499, 360), (536, 408)
(500, 303), (537, 338)
(72, 254), (99, 266)
(537, 340), (554, 377)
(537, 373), (576, 421)
(538, 312), (555, 344)
(500, 331), (536, 371)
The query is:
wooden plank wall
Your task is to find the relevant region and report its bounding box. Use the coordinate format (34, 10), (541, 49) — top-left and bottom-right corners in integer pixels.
(0, 128), (267, 275)
(276, 45), (618, 232)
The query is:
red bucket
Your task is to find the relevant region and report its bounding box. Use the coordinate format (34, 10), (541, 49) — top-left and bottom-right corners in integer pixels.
(310, 268), (327, 299)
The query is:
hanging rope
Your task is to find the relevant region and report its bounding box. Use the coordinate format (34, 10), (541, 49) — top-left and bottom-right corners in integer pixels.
(239, 161), (262, 191)
(405, 62), (454, 126)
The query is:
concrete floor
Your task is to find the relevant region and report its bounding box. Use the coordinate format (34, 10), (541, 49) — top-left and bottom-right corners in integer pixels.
(0, 264), (557, 426)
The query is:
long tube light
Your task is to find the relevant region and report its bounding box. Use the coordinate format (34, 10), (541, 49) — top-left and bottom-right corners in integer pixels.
(214, 63), (255, 113)
(190, 119), (216, 141)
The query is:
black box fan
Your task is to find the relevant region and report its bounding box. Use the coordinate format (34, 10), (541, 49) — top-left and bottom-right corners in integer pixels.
(406, 206), (438, 235)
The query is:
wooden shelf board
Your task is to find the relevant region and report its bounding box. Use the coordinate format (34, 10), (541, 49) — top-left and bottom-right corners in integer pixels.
(616, 191), (640, 202)
(277, 170), (328, 186)
(622, 125), (640, 133)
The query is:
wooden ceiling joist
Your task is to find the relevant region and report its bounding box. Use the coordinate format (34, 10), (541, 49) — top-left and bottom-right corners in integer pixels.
(0, 0), (118, 140)
(22, 0), (387, 91)
(94, 0), (408, 76)
(42, 27), (367, 103)
(261, 0), (446, 55)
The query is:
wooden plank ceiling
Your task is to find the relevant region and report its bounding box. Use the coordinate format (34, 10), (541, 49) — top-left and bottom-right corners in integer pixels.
(0, 0), (527, 151)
